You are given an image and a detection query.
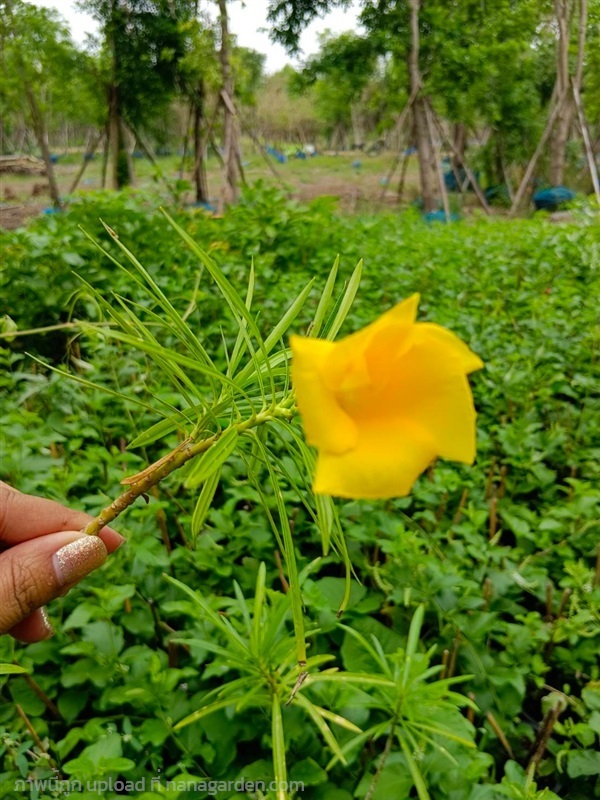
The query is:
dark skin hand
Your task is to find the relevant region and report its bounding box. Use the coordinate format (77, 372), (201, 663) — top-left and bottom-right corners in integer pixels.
(0, 481), (124, 641)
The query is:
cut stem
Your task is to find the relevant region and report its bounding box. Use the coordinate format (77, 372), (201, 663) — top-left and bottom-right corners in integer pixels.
(83, 405), (294, 536)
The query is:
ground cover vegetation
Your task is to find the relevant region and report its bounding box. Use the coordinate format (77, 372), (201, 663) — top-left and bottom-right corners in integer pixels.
(1, 186), (599, 799)
(1, 0), (600, 798)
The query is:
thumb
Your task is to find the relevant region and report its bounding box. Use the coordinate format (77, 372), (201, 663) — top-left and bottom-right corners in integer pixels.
(0, 531), (108, 635)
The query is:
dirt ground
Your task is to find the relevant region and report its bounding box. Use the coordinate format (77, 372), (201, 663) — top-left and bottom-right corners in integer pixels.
(0, 147), (473, 230)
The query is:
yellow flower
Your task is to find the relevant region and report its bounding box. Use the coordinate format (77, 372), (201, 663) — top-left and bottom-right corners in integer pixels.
(290, 294), (483, 499)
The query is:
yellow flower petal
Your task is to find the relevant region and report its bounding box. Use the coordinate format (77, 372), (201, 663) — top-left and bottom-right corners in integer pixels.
(290, 335), (357, 454)
(324, 295), (421, 418)
(376, 334), (479, 463)
(412, 323), (484, 374)
(291, 295), (483, 499)
(314, 417), (436, 499)
(324, 294), (420, 393)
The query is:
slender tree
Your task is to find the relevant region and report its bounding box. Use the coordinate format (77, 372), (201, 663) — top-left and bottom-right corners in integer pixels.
(178, 10), (219, 203)
(0, 1), (92, 206)
(549, 0), (574, 185)
(82, 0), (190, 189)
(217, 0), (243, 204)
(407, 0), (436, 211)
(292, 32), (377, 149)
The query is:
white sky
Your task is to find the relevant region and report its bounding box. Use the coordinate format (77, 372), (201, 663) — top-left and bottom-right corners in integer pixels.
(29, 0), (362, 73)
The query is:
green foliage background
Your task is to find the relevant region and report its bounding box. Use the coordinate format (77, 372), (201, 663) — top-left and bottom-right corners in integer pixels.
(1, 188), (599, 800)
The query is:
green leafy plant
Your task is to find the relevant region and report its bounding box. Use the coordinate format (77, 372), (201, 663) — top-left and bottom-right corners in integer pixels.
(1, 192), (598, 800)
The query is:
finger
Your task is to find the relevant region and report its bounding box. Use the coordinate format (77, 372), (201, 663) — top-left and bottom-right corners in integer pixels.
(0, 482), (124, 552)
(0, 530), (108, 635)
(9, 607), (54, 643)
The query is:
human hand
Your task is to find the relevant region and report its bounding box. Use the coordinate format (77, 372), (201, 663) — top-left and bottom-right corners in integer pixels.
(0, 482), (124, 642)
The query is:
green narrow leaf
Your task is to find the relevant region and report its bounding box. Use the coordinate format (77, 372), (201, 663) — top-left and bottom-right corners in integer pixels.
(233, 581), (252, 636)
(110, 293), (210, 411)
(315, 494), (334, 555)
(231, 279), (315, 392)
(408, 721), (476, 749)
(161, 209), (275, 401)
(399, 730), (431, 800)
(325, 725), (383, 770)
(271, 695), (288, 800)
(185, 429), (239, 489)
(251, 563), (267, 654)
(190, 466), (222, 544)
(227, 259), (255, 378)
(0, 664), (28, 675)
(338, 624), (393, 678)
(27, 354), (183, 422)
(305, 673), (396, 689)
(129, 416), (190, 449)
(247, 423), (268, 473)
(253, 438), (306, 664)
(276, 422), (354, 613)
(293, 693), (347, 765)
(171, 639), (252, 671)
(88, 325), (254, 408)
(96, 224), (218, 384)
(263, 279), (315, 353)
(325, 259), (363, 341)
(163, 574), (250, 656)
(310, 255), (339, 337)
(403, 604), (426, 689)
(174, 696), (244, 730)
(241, 449), (285, 556)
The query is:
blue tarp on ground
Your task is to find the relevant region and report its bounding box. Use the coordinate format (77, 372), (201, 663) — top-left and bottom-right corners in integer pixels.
(265, 146), (287, 163)
(423, 210), (460, 223)
(532, 186), (575, 211)
(444, 167), (480, 192)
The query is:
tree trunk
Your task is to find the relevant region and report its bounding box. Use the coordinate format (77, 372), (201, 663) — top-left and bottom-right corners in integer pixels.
(107, 1), (133, 190)
(101, 123), (110, 188)
(178, 104), (193, 180)
(193, 81), (209, 203)
(24, 82), (61, 207)
(452, 122), (467, 170)
(350, 104), (364, 149)
(218, 0), (240, 205)
(409, 0), (437, 212)
(509, 90), (569, 215)
(574, 0), (588, 91)
(108, 83), (133, 189)
(549, 0), (573, 185)
(69, 130), (102, 194)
